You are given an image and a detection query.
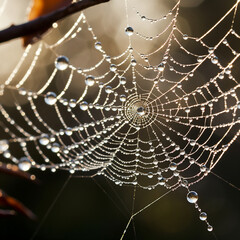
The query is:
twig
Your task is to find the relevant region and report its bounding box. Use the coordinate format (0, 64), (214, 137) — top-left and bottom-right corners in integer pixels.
(0, 163), (39, 183)
(0, 0), (110, 44)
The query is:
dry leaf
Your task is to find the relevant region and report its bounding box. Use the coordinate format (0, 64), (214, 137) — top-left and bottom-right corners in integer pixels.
(23, 0), (72, 46)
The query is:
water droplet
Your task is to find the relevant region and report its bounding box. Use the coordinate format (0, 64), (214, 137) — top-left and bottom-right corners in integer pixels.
(187, 191), (198, 203)
(223, 39), (228, 44)
(217, 73), (224, 79)
(148, 173), (153, 178)
(3, 151), (11, 158)
(158, 177), (166, 185)
(62, 99), (68, 106)
(105, 86), (113, 94)
(181, 179), (188, 187)
(137, 106), (145, 116)
(65, 128), (73, 136)
(105, 56), (111, 62)
(160, 77), (165, 82)
(150, 146), (155, 152)
(50, 136), (56, 142)
(199, 212), (207, 221)
(208, 47), (214, 53)
(0, 140), (9, 153)
(18, 157), (31, 171)
(51, 143), (60, 153)
(200, 165), (207, 172)
(45, 92), (57, 105)
(69, 99), (77, 108)
(158, 63), (165, 72)
(190, 140), (196, 146)
(120, 95), (127, 102)
(120, 77), (126, 85)
(207, 225), (213, 232)
(80, 101), (89, 111)
(55, 56), (69, 71)
(169, 162), (177, 171)
(211, 56), (218, 64)
(40, 165), (46, 171)
(19, 88), (27, 96)
(85, 75), (95, 86)
(77, 68), (83, 74)
(110, 64), (117, 72)
(197, 56), (204, 63)
(39, 135), (50, 146)
(237, 101), (240, 109)
(95, 42), (102, 50)
(98, 82), (104, 89)
(125, 26), (134, 36)
(177, 82), (182, 88)
(183, 34), (188, 40)
(131, 59), (137, 66)
(153, 159), (158, 165)
(225, 68), (231, 75)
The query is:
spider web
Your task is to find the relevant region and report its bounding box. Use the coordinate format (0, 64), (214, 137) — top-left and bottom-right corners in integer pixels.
(0, 0), (240, 237)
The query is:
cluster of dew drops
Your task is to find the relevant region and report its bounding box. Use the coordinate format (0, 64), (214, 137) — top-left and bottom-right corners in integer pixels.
(0, 22), (216, 232)
(49, 25), (214, 232)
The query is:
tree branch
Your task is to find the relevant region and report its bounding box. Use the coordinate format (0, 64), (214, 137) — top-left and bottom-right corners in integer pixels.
(0, 0), (110, 44)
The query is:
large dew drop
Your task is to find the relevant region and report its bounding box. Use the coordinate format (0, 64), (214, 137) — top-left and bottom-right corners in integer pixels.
(125, 26), (134, 36)
(158, 63), (165, 72)
(137, 106), (145, 116)
(110, 64), (117, 72)
(80, 101), (89, 111)
(69, 99), (77, 108)
(207, 225), (213, 232)
(120, 77), (126, 85)
(85, 76), (95, 86)
(169, 162), (177, 171)
(187, 191), (198, 203)
(51, 143), (60, 153)
(45, 92), (57, 105)
(95, 42), (102, 50)
(183, 34), (188, 40)
(211, 56), (218, 64)
(18, 157), (31, 171)
(105, 86), (113, 94)
(39, 135), (50, 146)
(199, 212), (207, 221)
(119, 95), (127, 102)
(55, 56), (69, 71)
(0, 140), (9, 153)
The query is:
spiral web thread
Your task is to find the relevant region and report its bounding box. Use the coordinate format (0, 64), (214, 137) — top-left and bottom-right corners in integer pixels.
(0, 0), (240, 234)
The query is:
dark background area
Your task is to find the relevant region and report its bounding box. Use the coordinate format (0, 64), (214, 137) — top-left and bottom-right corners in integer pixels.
(0, 145), (239, 240)
(0, 0), (239, 240)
